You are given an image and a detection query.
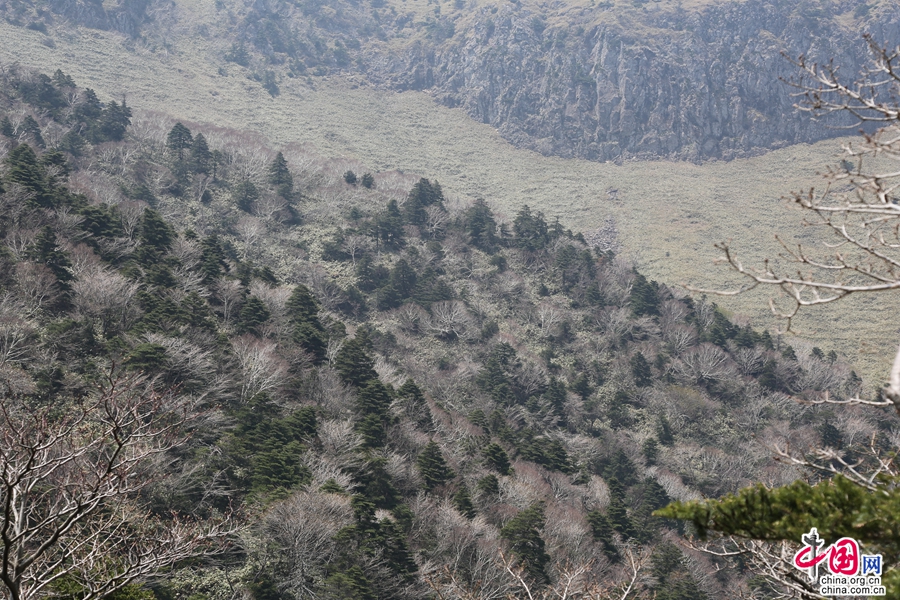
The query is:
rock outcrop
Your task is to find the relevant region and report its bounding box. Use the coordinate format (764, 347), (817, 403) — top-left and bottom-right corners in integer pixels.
(369, 0), (900, 161)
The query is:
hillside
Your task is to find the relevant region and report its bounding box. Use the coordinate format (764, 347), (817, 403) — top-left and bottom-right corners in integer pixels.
(4, 0), (900, 162)
(0, 66), (886, 598)
(2, 18), (899, 385)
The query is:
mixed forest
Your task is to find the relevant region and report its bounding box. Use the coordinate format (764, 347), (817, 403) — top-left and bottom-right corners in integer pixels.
(0, 65), (891, 599)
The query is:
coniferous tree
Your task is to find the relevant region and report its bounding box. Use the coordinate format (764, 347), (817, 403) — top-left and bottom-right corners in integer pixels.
(268, 151), (293, 198)
(5, 144), (50, 206)
(190, 133), (211, 174)
(648, 542), (709, 600)
(360, 172), (375, 189)
(238, 296), (271, 335)
(513, 205), (550, 252)
(28, 226), (73, 296)
(334, 337), (378, 387)
(74, 89), (103, 122)
(233, 180), (259, 213)
(21, 116), (44, 148)
(369, 199), (404, 250)
(452, 486), (476, 519)
(465, 198), (498, 251)
(476, 474), (500, 498)
(199, 234), (229, 282)
(482, 442), (511, 475)
(343, 170), (357, 185)
(586, 510), (620, 561)
(139, 209), (174, 253)
(416, 441), (454, 491)
(543, 377), (567, 416)
(500, 503), (550, 583)
(52, 69), (76, 88)
(0, 116), (13, 137)
(631, 352), (653, 387)
(630, 273), (660, 317)
(95, 100), (131, 142)
(403, 178), (444, 226)
(166, 122), (193, 162)
(605, 477), (633, 538)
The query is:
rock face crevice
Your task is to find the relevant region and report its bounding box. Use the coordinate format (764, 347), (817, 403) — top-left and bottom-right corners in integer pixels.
(368, 1), (900, 161)
(6, 0), (900, 162)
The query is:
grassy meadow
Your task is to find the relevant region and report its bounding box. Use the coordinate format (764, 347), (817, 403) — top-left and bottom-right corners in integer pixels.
(2, 19), (897, 385)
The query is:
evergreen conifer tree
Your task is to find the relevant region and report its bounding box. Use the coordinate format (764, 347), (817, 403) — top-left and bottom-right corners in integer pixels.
(482, 442), (511, 475)
(360, 172), (375, 188)
(4, 144), (50, 206)
(586, 510), (620, 561)
(190, 133), (211, 174)
(465, 198), (498, 251)
(334, 337), (378, 387)
(28, 226), (73, 295)
(500, 503), (550, 583)
(629, 273), (660, 317)
(416, 441), (454, 491)
(630, 352), (653, 387)
(267, 151), (293, 198)
(165, 123), (193, 162)
(0, 116), (13, 137)
(476, 474), (500, 498)
(452, 486), (476, 519)
(238, 296), (271, 335)
(233, 180), (259, 213)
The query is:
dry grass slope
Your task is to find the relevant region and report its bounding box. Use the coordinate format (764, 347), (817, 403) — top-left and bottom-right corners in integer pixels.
(1, 19), (897, 385)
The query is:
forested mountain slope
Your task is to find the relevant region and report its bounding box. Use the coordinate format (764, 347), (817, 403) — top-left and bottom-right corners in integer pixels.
(0, 66), (889, 599)
(2, 0), (899, 162)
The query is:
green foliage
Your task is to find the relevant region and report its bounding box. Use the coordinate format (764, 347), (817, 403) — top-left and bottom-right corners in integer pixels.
(343, 170), (357, 185)
(191, 133), (212, 174)
(139, 208), (175, 255)
(513, 205), (550, 252)
(225, 42), (250, 66)
(228, 397), (316, 497)
(403, 177), (444, 227)
(630, 352), (652, 387)
(586, 510), (620, 561)
(28, 227), (74, 296)
(629, 273), (659, 317)
(233, 180), (260, 212)
(482, 442), (511, 475)
(322, 566), (375, 600)
(267, 151), (293, 198)
(334, 336), (378, 387)
(5, 143), (50, 206)
(453, 486), (476, 519)
(126, 342), (168, 373)
(476, 474), (500, 498)
(642, 437), (660, 465)
(0, 116), (13, 137)
(360, 172), (375, 189)
(648, 542), (708, 600)
(238, 296), (271, 335)
(368, 199), (404, 250)
(465, 198), (498, 251)
(166, 122), (193, 162)
(500, 503), (550, 583)
(416, 440), (454, 491)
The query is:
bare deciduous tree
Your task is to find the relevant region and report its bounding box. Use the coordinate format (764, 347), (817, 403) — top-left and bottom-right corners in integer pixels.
(0, 370), (231, 600)
(679, 38), (900, 597)
(231, 336), (288, 402)
(429, 301), (475, 341)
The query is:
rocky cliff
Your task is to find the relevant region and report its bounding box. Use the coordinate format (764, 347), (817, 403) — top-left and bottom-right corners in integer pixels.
(369, 0), (900, 161)
(4, 0), (900, 161)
